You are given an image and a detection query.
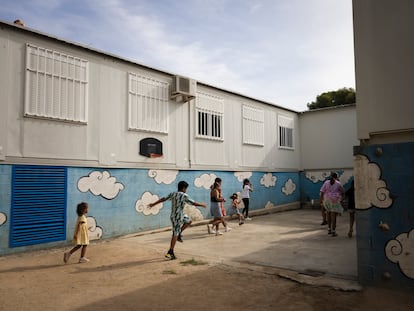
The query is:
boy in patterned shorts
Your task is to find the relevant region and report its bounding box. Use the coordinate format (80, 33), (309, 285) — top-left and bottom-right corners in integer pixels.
(149, 181), (206, 260)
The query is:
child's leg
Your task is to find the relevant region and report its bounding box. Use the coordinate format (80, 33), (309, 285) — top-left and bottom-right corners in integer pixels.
(331, 213), (338, 236)
(70, 245), (82, 254)
(327, 211), (332, 233)
(80, 245), (87, 258)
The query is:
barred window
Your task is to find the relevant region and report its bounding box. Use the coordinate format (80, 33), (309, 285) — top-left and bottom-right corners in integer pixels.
(242, 105), (264, 146)
(278, 115), (294, 149)
(128, 73), (169, 133)
(24, 44), (89, 123)
(196, 92), (224, 140)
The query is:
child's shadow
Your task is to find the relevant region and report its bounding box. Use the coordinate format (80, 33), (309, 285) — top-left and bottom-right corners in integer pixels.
(0, 263), (64, 273)
(70, 257), (166, 273)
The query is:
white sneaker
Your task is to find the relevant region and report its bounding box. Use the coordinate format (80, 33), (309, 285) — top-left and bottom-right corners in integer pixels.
(79, 257), (90, 263)
(246, 217), (252, 221)
(225, 227), (232, 232)
(215, 231), (223, 236)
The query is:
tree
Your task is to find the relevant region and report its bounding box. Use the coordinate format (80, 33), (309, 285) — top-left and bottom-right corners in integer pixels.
(307, 87), (355, 110)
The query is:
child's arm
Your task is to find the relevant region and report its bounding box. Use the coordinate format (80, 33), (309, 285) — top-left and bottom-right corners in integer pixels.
(148, 197), (167, 208)
(192, 201), (207, 208)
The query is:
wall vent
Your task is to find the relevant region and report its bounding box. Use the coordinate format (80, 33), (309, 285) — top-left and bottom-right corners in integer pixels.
(171, 75), (196, 103)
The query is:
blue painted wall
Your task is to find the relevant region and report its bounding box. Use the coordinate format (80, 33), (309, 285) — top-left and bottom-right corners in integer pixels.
(0, 165), (300, 255)
(355, 142), (414, 288)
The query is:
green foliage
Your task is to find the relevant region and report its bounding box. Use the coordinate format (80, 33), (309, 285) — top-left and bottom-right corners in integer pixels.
(307, 87), (355, 110)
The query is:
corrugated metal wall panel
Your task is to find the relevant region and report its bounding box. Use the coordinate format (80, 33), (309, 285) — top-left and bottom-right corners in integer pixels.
(10, 165), (67, 247)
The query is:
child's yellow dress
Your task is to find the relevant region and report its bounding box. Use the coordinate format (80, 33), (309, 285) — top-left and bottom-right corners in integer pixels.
(72, 215), (89, 245)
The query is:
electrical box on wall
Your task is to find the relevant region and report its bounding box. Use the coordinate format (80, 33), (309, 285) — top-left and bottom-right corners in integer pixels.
(139, 138), (163, 158)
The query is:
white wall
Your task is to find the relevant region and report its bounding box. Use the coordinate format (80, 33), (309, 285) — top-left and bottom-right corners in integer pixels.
(353, 0), (414, 141)
(0, 23), (301, 172)
(299, 105), (359, 170)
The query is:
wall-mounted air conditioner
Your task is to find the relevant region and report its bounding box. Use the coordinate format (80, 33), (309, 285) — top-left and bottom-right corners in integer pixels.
(171, 75), (196, 103)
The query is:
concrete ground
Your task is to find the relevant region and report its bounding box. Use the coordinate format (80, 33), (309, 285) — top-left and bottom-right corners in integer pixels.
(128, 208), (359, 288)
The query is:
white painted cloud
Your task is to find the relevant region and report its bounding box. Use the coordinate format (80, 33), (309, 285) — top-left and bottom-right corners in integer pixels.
(305, 171), (330, 183)
(136, 191), (162, 216)
(78, 171), (124, 199)
(260, 173), (277, 188)
(148, 169), (178, 184)
(282, 178), (296, 195)
(354, 155), (393, 209)
(234, 172), (252, 183)
(0, 212), (6, 225)
(385, 229), (414, 279)
(265, 201), (276, 209)
(194, 173), (216, 189)
(86, 216), (103, 240)
(183, 204), (204, 222)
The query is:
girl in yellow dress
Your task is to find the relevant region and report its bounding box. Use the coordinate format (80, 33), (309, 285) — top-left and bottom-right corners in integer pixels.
(64, 202), (90, 264)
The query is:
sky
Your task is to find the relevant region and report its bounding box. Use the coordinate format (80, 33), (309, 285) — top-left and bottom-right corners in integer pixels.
(0, 0), (355, 112)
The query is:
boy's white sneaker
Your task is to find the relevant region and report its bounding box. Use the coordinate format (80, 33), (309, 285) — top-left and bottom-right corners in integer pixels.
(225, 227), (232, 232)
(79, 257), (90, 263)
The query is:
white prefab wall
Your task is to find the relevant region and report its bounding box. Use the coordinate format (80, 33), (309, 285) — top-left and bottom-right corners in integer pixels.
(353, 0), (414, 140)
(0, 23), (301, 172)
(299, 105), (359, 170)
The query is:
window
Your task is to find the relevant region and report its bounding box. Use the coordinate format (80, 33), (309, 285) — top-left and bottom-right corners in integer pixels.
(24, 44), (89, 123)
(242, 105), (264, 146)
(278, 115), (294, 149)
(196, 92), (224, 140)
(128, 73), (169, 133)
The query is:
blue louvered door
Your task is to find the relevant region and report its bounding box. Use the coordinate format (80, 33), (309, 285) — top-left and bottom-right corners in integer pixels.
(10, 165), (67, 247)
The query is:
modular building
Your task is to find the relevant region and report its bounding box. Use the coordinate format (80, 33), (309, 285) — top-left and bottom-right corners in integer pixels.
(0, 20), (356, 257)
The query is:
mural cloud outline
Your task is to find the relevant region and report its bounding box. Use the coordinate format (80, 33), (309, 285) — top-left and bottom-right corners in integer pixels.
(78, 171), (124, 200)
(354, 154), (393, 209)
(260, 173), (277, 188)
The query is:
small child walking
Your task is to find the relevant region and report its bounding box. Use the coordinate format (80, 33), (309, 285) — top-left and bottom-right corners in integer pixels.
(64, 202), (90, 264)
(229, 193), (245, 225)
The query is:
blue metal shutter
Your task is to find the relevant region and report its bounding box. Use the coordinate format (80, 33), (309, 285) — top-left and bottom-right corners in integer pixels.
(10, 165), (67, 247)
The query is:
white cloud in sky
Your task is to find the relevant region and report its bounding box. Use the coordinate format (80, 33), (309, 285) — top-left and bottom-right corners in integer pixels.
(0, 0), (355, 111)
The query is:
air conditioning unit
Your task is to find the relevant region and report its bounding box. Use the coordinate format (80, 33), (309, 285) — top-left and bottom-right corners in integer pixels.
(171, 75), (196, 103)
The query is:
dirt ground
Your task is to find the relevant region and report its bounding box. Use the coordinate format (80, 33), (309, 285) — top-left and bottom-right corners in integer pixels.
(1, 235), (413, 311)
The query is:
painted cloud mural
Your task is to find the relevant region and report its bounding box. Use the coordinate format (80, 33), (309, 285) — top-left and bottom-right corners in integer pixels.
(305, 171), (331, 183)
(234, 172), (252, 182)
(282, 178), (296, 195)
(354, 154), (393, 209)
(183, 204), (204, 221)
(87, 216), (103, 240)
(148, 169), (178, 184)
(194, 173), (216, 189)
(136, 191), (162, 215)
(265, 201), (276, 209)
(0, 212), (6, 226)
(385, 229), (414, 279)
(260, 173), (277, 188)
(78, 171), (124, 199)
